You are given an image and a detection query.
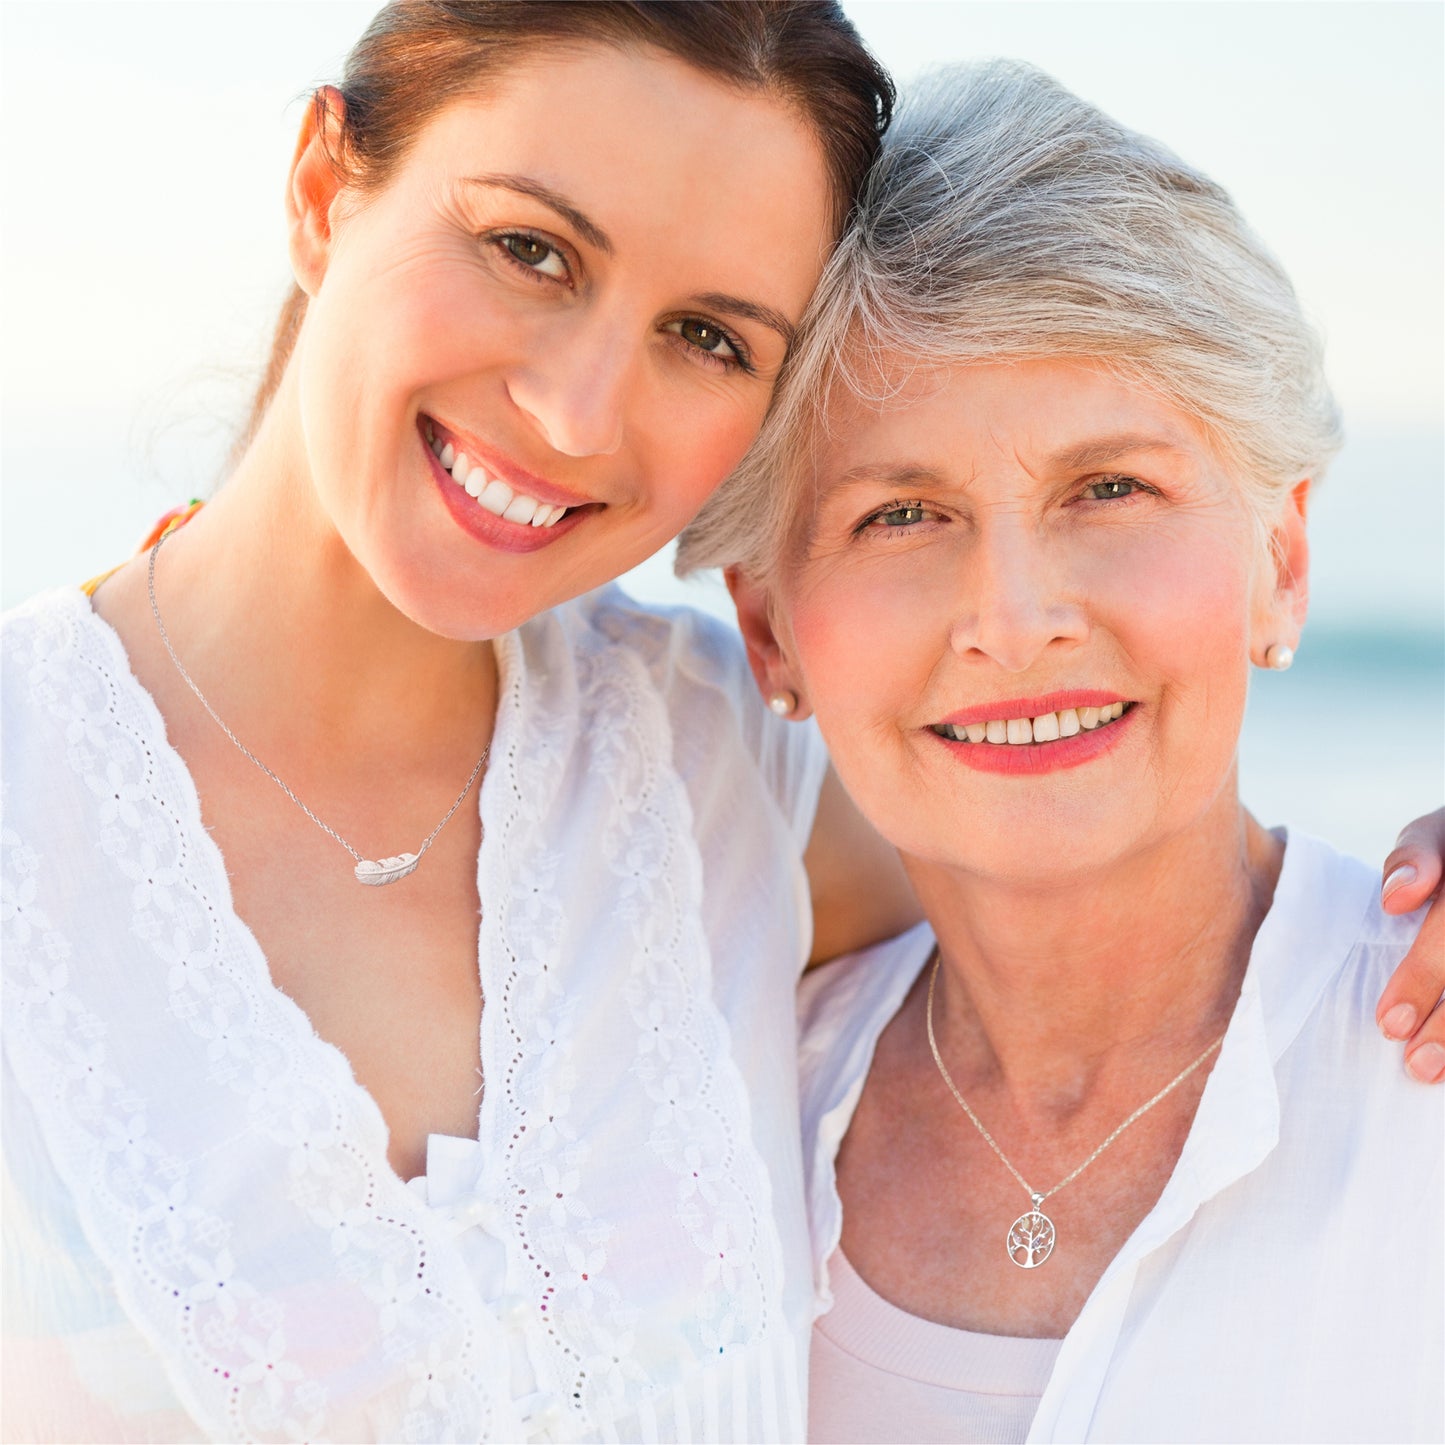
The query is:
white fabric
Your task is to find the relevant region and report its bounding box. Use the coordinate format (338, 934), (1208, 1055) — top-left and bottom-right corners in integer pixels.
(2, 584), (828, 1444)
(797, 832), (1444, 1444)
(809, 1248), (1057, 1444)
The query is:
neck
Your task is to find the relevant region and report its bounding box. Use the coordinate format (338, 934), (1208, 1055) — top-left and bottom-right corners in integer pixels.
(911, 788), (1282, 1117)
(139, 377), (496, 760)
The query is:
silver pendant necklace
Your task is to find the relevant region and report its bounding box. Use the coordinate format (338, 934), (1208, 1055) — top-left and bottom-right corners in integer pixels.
(924, 951), (1224, 1268)
(147, 528), (488, 887)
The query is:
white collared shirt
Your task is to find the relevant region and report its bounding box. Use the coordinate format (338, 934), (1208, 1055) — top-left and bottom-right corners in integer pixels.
(2, 584), (826, 1443)
(798, 831), (1443, 1443)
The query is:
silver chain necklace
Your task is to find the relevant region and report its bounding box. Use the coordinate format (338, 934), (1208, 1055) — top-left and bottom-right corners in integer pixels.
(147, 528), (488, 887)
(924, 951), (1224, 1269)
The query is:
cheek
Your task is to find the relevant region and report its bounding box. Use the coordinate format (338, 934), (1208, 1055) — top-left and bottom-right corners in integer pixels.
(788, 554), (942, 732)
(642, 392), (772, 529)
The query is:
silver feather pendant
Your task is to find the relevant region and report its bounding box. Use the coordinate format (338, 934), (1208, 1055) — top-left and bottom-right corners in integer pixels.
(354, 853), (420, 886)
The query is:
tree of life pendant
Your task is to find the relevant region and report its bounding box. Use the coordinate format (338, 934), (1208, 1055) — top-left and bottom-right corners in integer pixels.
(1007, 1193), (1056, 1268)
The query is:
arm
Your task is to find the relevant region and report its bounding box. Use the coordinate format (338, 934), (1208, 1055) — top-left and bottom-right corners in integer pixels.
(803, 766), (921, 965)
(1376, 808), (1445, 1083)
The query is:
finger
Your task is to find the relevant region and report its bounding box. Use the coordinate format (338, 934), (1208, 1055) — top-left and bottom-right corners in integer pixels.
(1377, 893), (1445, 1044)
(1404, 994), (1445, 1085)
(1380, 809), (1445, 915)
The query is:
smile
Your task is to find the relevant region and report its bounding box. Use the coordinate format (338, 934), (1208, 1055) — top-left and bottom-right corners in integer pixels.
(931, 701), (1131, 746)
(425, 420), (570, 528)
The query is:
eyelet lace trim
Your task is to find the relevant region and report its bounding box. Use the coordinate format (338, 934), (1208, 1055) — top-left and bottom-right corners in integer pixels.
(477, 594), (789, 1435)
(1, 593), (516, 1443)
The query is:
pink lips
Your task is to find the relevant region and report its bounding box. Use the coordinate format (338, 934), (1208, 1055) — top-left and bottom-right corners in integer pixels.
(930, 692), (1138, 776)
(421, 416), (600, 555)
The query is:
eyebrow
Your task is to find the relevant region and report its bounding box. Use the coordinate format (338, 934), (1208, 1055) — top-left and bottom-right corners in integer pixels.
(463, 173), (614, 255)
(1046, 434), (1189, 471)
(823, 434), (1191, 500)
(462, 176), (796, 348)
(831, 462), (948, 493)
(692, 292), (796, 349)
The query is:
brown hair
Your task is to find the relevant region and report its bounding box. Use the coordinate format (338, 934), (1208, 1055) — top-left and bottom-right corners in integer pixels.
(240, 0), (893, 448)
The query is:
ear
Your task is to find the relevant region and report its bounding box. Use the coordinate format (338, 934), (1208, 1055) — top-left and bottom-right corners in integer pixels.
(725, 566), (812, 720)
(286, 88), (349, 298)
(1252, 477), (1311, 660)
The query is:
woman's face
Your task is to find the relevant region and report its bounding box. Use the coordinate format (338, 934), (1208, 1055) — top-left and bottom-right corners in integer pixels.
(752, 358), (1308, 882)
(291, 44), (833, 639)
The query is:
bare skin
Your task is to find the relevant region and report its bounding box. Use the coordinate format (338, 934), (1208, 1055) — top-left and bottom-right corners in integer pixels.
(93, 447), (499, 1180)
(836, 801), (1279, 1337)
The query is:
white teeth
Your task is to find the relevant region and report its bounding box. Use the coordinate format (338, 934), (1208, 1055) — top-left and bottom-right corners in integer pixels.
(938, 702), (1129, 745)
(476, 480), (513, 517)
(1031, 711), (1060, 742)
(431, 436), (573, 527)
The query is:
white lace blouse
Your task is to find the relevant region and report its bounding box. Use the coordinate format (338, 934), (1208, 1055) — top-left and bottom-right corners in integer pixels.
(1, 584), (827, 1444)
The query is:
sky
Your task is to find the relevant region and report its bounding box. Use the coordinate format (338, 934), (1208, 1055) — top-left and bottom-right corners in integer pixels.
(2, 0), (1441, 629)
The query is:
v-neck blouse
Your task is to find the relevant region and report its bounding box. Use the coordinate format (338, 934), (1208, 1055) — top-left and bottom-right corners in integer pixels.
(1, 584), (827, 1443)
(796, 833), (1444, 1443)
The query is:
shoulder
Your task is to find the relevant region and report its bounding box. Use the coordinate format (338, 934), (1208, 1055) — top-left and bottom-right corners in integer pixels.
(2, 586), (90, 664)
(1270, 829), (1424, 1005)
(798, 924), (935, 1139)
(535, 587), (828, 841)
(1263, 831), (1438, 1126)
(551, 584), (755, 704)
(2, 588), (105, 743)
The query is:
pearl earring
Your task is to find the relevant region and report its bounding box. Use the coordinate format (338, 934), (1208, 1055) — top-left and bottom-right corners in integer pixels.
(1263, 643), (1295, 671)
(768, 690), (798, 717)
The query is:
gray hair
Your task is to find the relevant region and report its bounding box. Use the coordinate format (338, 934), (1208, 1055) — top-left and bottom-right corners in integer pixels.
(676, 59), (1342, 580)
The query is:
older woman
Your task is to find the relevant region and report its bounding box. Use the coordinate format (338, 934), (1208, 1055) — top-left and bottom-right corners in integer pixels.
(685, 62), (1443, 1442)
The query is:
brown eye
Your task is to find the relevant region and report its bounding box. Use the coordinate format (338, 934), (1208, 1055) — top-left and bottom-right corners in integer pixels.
(665, 317), (740, 362)
(500, 233), (568, 281)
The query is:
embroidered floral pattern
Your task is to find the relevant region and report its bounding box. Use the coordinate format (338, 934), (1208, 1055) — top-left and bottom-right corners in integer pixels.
(478, 596), (791, 1435)
(2, 596), (514, 1443)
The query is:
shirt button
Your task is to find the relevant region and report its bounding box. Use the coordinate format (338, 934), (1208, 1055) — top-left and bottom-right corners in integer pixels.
(449, 1197), (501, 1234)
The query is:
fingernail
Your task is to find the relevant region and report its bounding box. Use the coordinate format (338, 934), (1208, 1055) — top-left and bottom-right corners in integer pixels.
(1381, 1003), (1418, 1039)
(1382, 864), (1418, 901)
(1406, 1041), (1445, 1084)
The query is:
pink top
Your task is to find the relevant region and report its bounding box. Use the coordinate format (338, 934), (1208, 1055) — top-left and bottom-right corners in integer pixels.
(809, 1249), (1060, 1444)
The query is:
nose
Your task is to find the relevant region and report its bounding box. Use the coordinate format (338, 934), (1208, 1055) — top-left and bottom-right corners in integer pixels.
(506, 311), (629, 459)
(947, 518), (1088, 672)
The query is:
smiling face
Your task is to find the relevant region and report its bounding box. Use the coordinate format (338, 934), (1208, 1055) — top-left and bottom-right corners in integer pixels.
(288, 43), (833, 639)
(748, 358), (1308, 881)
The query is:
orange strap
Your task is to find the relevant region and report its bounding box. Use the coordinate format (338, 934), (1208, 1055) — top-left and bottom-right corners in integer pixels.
(81, 500), (205, 597)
